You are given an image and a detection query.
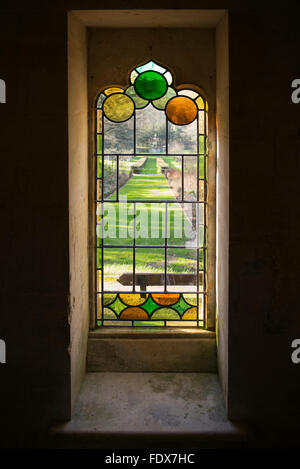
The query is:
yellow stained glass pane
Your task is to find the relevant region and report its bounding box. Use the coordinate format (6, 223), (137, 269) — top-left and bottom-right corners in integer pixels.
(119, 293), (148, 306)
(97, 294), (102, 320)
(104, 87), (124, 96)
(196, 96), (205, 110)
(182, 307), (197, 320)
(166, 96), (197, 125)
(96, 180), (102, 200)
(103, 93), (134, 123)
(97, 270), (102, 292)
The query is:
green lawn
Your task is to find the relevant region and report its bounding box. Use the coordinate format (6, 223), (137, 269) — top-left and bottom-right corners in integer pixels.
(118, 155), (174, 200)
(99, 155), (201, 286)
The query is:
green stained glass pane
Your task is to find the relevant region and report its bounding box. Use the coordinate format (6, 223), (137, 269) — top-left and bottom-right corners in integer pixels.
(97, 248), (102, 268)
(109, 296), (127, 316)
(198, 225), (205, 247)
(103, 293), (117, 305)
(97, 134), (102, 154)
(151, 308), (180, 320)
(103, 307), (117, 319)
(199, 135), (205, 154)
(135, 71), (167, 100)
(97, 156), (102, 178)
(125, 86), (148, 108)
(183, 294), (197, 306)
(134, 321), (164, 326)
(152, 87), (177, 110)
(172, 296), (191, 315)
(136, 61), (166, 74)
(199, 248), (204, 270)
(141, 295), (160, 314)
(199, 155), (204, 179)
(97, 320), (102, 326)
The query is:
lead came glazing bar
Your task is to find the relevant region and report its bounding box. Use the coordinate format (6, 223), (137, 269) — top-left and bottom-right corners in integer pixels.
(95, 61), (208, 327)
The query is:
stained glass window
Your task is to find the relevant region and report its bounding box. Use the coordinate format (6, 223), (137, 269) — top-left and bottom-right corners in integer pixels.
(94, 60), (208, 327)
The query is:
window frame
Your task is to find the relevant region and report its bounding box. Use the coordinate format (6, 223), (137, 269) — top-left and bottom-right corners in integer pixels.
(89, 60), (216, 331)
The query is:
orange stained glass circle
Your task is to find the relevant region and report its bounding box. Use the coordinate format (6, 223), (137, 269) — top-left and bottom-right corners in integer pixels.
(151, 293), (180, 306)
(166, 96), (198, 125)
(120, 307), (148, 320)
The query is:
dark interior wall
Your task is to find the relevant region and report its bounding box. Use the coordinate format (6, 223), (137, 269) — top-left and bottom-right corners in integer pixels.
(0, 10), (70, 445)
(228, 9), (300, 426)
(0, 4), (300, 447)
(87, 28), (215, 102)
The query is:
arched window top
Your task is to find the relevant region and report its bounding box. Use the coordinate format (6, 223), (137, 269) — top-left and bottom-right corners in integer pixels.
(96, 60), (208, 124)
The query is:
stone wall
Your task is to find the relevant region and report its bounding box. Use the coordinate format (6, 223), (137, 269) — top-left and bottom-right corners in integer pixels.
(0, 5), (300, 447)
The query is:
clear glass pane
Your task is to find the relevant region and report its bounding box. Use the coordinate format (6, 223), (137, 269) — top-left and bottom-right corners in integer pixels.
(167, 248), (197, 292)
(104, 116), (134, 154)
(135, 247), (164, 292)
(162, 156), (182, 201)
(103, 155), (117, 200)
(118, 156), (174, 201)
(136, 105), (166, 154)
(102, 202), (134, 246)
(103, 248), (133, 291)
(183, 156), (197, 201)
(167, 202), (197, 247)
(168, 119), (197, 154)
(135, 202), (165, 246)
